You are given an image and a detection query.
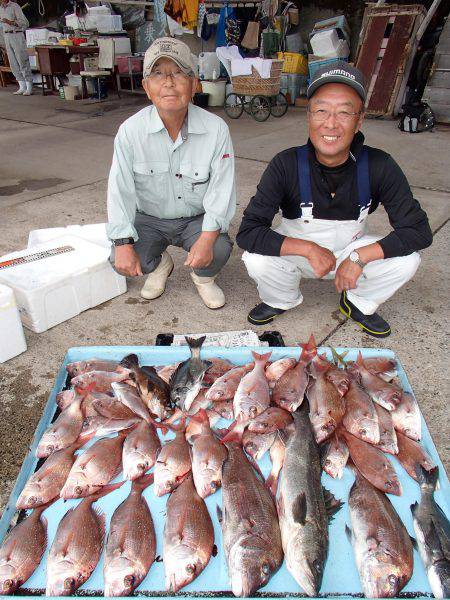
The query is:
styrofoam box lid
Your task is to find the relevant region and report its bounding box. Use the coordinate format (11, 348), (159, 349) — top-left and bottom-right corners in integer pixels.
(0, 282), (15, 303)
(0, 235), (111, 291)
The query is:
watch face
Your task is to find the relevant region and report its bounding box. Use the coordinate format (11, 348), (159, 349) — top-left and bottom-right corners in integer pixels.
(349, 251), (359, 262)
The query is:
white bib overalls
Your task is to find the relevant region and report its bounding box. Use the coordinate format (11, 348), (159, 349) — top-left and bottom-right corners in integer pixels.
(243, 145), (420, 315)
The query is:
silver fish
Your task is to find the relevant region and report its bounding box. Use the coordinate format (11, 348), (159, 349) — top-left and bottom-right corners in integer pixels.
(411, 466), (450, 599)
(277, 407), (342, 596)
(170, 336), (211, 412)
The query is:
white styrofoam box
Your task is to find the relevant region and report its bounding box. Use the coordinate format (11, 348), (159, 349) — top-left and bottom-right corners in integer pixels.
(28, 224), (110, 255)
(310, 29), (342, 58)
(65, 14), (98, 31)
(318, 39), (350, 59)
(110, 37), (132, 54)
(87, 5), (111, 14)
(0, 284), (27, 363)
(97, 15), (123, 33)
(26, 28), (58, 47)
(0, 236), (126, 334)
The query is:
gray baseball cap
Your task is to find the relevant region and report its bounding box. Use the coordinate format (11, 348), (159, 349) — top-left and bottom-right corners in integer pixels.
(143, 37), (195, 78)
(307, 61), (366, 102)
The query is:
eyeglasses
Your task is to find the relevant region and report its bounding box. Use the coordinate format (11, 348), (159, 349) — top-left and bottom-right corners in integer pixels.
(148, 70), (190, 83)
(308, 108), (362, 123)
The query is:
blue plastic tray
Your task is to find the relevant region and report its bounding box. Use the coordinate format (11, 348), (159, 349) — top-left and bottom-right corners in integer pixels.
(1, 345), (449, 599)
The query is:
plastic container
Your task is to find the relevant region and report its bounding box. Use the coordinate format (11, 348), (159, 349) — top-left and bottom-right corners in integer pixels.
(0, 236), (126, 333)
(0, 344), (447, 599)
(277, 52), (308, 75)
(0, 284), (27, 363)
(96, 14), (122, 33)
(308, 55), (348, 79)
(28, 224), (110, 251)
(63, 85), (79, 100)
(116, 55), (143, 74)
(310, 29), (342, 58)
(201, 80), (226, 106)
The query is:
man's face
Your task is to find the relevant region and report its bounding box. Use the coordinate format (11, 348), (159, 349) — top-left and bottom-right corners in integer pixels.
(307, 83), (365, 163)
(142, 57), (196, 114)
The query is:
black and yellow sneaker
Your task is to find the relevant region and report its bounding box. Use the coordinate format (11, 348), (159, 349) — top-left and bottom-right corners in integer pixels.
(339, 292), (391, 338)
(248, 302), (285, 326)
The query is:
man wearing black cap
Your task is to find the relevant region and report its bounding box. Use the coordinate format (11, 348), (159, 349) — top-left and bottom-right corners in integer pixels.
(237, 61), (432, 337)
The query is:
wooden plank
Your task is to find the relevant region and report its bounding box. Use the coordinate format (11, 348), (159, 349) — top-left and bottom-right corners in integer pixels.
(368, 14), (415, 113)
(356, 15), (389, 82)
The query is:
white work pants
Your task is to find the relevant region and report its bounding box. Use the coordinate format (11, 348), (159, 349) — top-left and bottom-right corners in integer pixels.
(242, 234), (421, 315)
(4, 32), (32, 83)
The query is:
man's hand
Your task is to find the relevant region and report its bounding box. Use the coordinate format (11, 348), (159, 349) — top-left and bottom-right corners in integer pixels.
(185, 231), (218, 269)
(305, 242), (336, 278)
(114, 244), (143, 277)
(334, 257), (363, 293)
(2, 18), (15, 26)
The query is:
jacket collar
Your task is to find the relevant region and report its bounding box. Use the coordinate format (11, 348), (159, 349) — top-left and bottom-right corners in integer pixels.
(145, 103), (207, 136)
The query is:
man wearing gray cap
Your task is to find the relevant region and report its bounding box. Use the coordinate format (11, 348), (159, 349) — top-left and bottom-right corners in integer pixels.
(237, 61), (432, 337)
(107, 37), (235, 309)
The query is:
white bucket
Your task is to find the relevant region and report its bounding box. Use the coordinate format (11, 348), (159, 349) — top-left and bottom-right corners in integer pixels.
(0, 284), (27, 363)
(201, 80), (226, 107)
(63, 85), (79, 100)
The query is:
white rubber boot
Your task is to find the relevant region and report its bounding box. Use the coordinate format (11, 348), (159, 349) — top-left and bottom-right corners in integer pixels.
(13, 81), (26, 95)
(190, 272), (225, 309)
(22, 82), (33, 96)
(140, 251), (174, 300)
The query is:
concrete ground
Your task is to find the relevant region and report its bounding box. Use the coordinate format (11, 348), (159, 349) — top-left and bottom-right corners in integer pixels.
(0, 87), (449, 512)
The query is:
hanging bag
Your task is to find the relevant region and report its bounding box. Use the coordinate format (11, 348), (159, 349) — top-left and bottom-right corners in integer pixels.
(241, 21), (260, 49)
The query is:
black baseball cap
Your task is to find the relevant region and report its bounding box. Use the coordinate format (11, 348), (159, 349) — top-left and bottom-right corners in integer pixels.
(307, 61), (366, 102)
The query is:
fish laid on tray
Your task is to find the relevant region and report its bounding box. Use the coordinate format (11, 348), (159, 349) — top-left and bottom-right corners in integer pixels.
(3, 338), (446, 600)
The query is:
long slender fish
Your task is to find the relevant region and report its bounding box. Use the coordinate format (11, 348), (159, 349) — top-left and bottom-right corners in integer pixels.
(277, 408), (342, 596)
(0, 504), (48, 594)
(104, 474), (156, 596)
(219, 442), (283, 597)
(346, 469), (413, 598)
(411, 466), (450, 599)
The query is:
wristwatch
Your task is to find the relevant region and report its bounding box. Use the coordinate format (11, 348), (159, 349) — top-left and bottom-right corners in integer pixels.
(349, 250), (366, 269)
(113, 237), (134, 246)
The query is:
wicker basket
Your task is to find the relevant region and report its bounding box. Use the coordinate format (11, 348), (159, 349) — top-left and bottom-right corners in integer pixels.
(231, 60), (284, 96)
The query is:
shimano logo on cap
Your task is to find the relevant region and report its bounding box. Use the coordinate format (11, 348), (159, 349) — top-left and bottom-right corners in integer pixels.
(322, 69), (356, 80)
(160, 42), (176, 52)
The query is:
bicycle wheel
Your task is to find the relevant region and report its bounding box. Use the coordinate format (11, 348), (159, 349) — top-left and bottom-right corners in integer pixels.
(270, 93), (288, 118)
(250, 95), (271, 122)
(224, 93), (244, 119)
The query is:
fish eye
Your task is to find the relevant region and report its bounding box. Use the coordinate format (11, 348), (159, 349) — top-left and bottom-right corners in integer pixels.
(47, 445), (54, 452)
(124, 574), (135, 587)
(74, 486), (83, 496)
(388, 574), (397, 586)
(245, 442), (255, 451)
(210, 481), (219, 491)
(28, 495), (37, 505)
(313, 560), (323, 574)
(64, 577), (75, 590)
(186, 564), (196, 574)
(3, 579), (15, 592)
(262, 564), (270, 575)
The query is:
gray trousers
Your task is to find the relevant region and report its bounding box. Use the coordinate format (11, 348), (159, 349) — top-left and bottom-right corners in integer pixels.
(4, 32), (32, 83)
(110, 212), (233, 277)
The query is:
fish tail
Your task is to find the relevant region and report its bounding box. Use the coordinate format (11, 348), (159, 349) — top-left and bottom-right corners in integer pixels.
(251, 351), (272, 366)
(190, 408), (209, 424)
(132, 473), (154, 491)
(85, 480), (125, 504)
(186, 336), (206, 358)
(356, 351), (365, 367)
(120, 353), (140, 370)
(221, 418), (246, 444)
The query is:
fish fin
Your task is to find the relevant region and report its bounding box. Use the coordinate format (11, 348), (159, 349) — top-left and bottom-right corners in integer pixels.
(319, 440), (331, 467)
(216, 505), (223, 523)
(251, 351), (272, 365)
(190, 408), (209, 424)
(330, 347), (348, 366)
(120, 353), (140, 370)
(322, 487), (344, 521)
(277, 426), (291, 447)
(186, 336), (206, 354)
(266, 471), (279, 499)
(212, 544), (218, 557)
(345, 525), (353, 544)
(213, 427), (229, 440)
(221, 418), (246, 444)
(277, 493), (284, 518)
(87, 480), (125, 503)
(410, 535), (418, 551)
(356, 352), (365, 367)
(410, 501), (419, 516)
(292, 493), (307, 525)
(246, 453), (266, 483)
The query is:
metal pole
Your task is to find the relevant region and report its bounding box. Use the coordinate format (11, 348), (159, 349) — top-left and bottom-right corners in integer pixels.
(416, 0), (442, 41)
